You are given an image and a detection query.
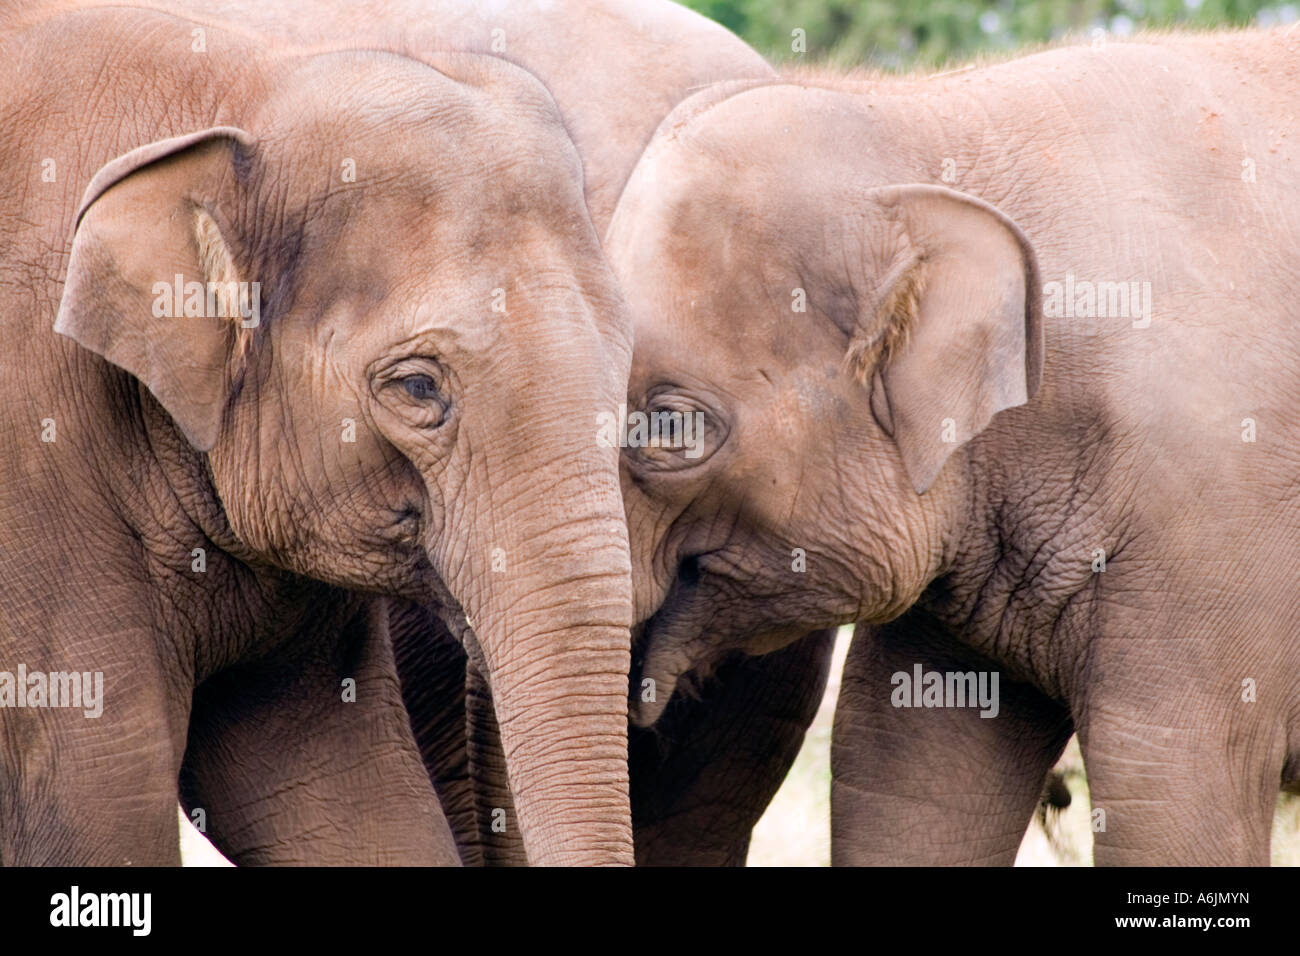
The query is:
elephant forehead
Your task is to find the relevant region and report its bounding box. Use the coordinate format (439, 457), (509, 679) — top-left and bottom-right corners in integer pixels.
(250, 51), (585, 212)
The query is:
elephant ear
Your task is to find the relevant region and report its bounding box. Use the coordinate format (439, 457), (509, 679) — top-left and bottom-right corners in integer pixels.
(845, 183), (1043, 494)
(54, 127), (257, 451)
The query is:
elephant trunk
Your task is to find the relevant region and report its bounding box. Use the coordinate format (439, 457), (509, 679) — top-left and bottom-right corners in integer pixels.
(484, 607), (631, 864)
(433, 286), (635, 865)
(450, 503), (634, 866)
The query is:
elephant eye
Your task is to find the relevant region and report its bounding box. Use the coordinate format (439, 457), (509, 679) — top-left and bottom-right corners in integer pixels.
(644, 403), (689, 449)
(622, 388), (728, 472)
(372, 357), (450, 429)
(401, 374), (440, 402)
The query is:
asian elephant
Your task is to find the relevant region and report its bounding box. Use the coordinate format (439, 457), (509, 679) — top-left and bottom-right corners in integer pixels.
(183, 0), (826, 865)
(0, 2), (635, 865)
(606, 29), (1300, 865)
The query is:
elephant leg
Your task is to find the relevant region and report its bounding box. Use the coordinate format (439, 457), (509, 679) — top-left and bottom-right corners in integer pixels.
(390, 603), (526, 866)
(1074, 638), (1286, 866)
(832, 613), (1072, 865)
(629, 628), (836, 865)
(464, 657), (527, 865)
(390, 600), (481, 864)
(180, 595), (459, 866)
(0, 624), (182, 865)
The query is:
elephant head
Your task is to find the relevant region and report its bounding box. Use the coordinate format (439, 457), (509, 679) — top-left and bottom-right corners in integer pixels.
(55, 50), (634, 864)
(606, 85), (1041, 726)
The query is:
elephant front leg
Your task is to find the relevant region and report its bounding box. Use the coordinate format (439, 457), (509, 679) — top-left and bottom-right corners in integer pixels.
(390, 602), (527, 866)
(1075, 649), (1286, 866)
(0, 646), (183, 866)
(832, 613), (1072, 865)
(390, 600), (482, 864)
(464, 657), (528, 865)
(180, 596), (459, 866)
(630, 628), (836, 865)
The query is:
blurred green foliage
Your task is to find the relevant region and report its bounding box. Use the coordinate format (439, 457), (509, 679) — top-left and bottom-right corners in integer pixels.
(682, 0), (1297, 68)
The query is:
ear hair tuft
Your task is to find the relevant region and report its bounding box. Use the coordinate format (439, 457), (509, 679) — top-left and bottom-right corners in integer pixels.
(843, 260), (924, 387)
(194, 209), (237, 297)
(193, 208), (254, 356)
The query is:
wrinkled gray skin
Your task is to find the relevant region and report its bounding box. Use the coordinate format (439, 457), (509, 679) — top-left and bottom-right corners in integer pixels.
(221, 0), (819, 866)
(610, 30), (1300, 865)
(1, 2), (634, 865)
(195, 0), (820, 866)
(252, 0), (815, 866)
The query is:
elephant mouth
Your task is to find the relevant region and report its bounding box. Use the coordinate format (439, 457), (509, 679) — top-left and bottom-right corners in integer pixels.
(676, 552), (704, 587)
(392, 502), (420, 526)
(373, 501), (422, 547)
